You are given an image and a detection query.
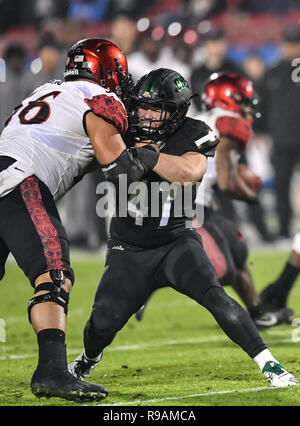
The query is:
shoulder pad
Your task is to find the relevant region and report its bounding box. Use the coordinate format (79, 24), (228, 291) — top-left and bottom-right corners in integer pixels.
(84, 94), (128, 134)
(216, 115), (252, 149)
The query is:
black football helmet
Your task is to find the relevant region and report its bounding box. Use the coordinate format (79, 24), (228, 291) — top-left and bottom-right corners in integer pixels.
(128, 68), (193, 142)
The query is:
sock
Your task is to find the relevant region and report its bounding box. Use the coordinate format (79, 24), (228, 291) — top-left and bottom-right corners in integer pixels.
(253, 348), (278, 371)
(37, 328), (67, 370)
(37, 328), (65, 346)
(84, 350), (103, 363)
(273, 261), (300, 306)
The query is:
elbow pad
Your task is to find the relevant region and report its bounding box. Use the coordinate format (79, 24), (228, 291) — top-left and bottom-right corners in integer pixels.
(101, 148), (145, 185)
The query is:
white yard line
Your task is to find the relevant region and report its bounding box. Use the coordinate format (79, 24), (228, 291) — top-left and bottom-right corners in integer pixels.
(0, 335), (296, 361)
(100, 386), (273, 406)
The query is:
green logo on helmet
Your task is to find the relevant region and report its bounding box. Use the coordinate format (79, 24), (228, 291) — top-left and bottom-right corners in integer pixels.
(174, 76), (188, 91)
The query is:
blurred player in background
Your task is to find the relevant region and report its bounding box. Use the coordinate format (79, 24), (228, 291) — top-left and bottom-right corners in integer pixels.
(192, 72), (290, 329)
(0, 38), (146, 402)
(136, 72), (286, 330)
(260, 230), (300, 315)
(69, 68), (297, 389)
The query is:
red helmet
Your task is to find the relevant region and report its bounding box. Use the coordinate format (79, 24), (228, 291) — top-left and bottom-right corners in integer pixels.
(64, 38), (129, 97)
(202, 73), (256, 115)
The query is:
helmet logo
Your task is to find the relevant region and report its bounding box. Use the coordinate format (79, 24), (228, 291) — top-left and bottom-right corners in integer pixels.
(74, 55), (84, 62)
(174, 76), (188, 92)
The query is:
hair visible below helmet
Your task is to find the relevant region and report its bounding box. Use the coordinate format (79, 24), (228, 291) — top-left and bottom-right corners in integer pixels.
(64, 38), (131, 98)
(128, 68), (193, 142)
(202, 73), (257, 115)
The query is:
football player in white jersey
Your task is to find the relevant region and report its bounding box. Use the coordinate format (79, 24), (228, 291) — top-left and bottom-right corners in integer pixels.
(0, 38), (146, 402)
(193, 72), (290, 328)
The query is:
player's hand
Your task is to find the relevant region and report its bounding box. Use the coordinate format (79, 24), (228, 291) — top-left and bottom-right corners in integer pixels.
(238, 164), (261, 193)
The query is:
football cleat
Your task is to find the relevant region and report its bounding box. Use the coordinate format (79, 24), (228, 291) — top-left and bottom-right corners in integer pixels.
(260, 283), (288, 312)
(252, 312), (278, 330)
(69, 352), (102, 380)
(262, 361), (298, 388)
(31, 367), (108, 402)
(252, 311), (279, 330)
(272, 307), (294, 324)
(252, 309), (294, 330)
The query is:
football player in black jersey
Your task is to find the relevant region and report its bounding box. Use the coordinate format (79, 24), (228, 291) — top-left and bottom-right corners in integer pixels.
(69, 68), (297, 389)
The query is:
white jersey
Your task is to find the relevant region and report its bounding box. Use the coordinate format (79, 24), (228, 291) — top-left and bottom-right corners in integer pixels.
(195, 107), (240, 207)
(0, 80), (127, 200)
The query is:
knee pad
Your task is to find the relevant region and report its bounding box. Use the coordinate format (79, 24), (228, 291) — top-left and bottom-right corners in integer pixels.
(202, 285), (228, 306)
(91, 303), (127, 336)
(202, 285), (238, 314)
(27, 269), (70, 323)
(202, 286), (246, 323)
(64, 266), (75, 286)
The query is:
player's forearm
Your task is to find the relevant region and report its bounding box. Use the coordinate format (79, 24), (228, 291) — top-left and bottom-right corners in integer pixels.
(217, 157), (255, 199)
(219, 172), (257, 202)
(153, 153), (206, 185)
(216, 137), (257, 201)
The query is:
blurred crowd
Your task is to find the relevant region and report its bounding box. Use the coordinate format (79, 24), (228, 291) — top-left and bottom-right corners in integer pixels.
(1, 0), (300, 250)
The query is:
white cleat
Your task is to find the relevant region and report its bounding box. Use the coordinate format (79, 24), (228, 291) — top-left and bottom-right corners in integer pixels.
(68, 352), (102, 380)
(262, 361), (298, 388)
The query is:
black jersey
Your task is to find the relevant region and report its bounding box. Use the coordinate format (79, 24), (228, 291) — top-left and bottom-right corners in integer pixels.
(109, 117), (219, 248)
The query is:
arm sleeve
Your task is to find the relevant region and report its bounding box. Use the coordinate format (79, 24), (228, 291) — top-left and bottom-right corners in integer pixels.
(84, 94), (128, 134)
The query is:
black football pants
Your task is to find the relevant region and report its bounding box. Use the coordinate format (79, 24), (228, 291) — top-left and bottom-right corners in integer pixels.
(84, 229), (266, 359)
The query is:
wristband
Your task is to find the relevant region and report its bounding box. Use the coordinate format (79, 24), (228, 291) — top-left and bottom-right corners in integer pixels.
(135, 146), (160, 170)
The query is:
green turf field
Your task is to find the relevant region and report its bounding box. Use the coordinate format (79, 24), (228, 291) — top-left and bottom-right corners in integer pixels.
(0, 249), (300, 406)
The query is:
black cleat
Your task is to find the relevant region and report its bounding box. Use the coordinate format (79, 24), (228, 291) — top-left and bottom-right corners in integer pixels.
(260, 283), (282, 311)
(272, 307), (294, 324)
(252, 307), (294, 330)
(252, 311), (279, 330)
(31, 368), (108, 402)
(260, 283), (294, 324)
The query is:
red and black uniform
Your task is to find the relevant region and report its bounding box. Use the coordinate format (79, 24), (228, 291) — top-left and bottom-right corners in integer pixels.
(193, 107), (252, 285)
(0, 79), (127, 286)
